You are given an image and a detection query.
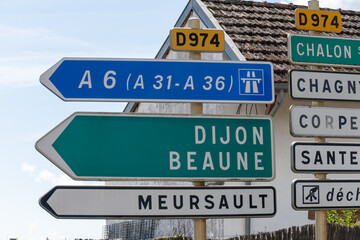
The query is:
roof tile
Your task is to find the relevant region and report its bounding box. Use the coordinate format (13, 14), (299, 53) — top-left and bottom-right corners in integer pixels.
(201, 0), (360, 84)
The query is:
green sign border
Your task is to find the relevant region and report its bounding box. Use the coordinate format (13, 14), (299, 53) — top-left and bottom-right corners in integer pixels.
(36, 112), (275, 182)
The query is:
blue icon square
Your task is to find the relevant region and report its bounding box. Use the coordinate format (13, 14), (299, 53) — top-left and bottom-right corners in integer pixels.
(239, 69), (265, 95)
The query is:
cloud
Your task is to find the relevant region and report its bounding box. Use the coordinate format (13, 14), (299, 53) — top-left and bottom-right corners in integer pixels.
(21, 162), (36, 174)
(21, 162), (103, 186)
(33, 168), (103, 186)
(35, 169), (79, 185)
(27, 221), (61, 240)
(0, 23), (101, 88)
(0, 23), (97, 54)
(288, 0), (360, 10)
(0, 62), (46, 88)
(21, 162), (81, 185)
(20, 132), (44, 142)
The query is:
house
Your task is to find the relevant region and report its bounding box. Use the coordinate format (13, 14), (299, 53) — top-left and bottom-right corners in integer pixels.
(107, 0), (360, 237)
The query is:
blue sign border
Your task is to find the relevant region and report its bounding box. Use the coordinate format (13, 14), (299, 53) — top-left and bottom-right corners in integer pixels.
(40, 58), (274, 103)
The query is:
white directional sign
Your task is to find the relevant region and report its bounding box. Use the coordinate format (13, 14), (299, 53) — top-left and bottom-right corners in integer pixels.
(290, 105), (360, 138)
(40, 186), (276, 219)
(291, 142), (360, 173)
(292, 179), (360, 210)
(289, 69), (360, 102)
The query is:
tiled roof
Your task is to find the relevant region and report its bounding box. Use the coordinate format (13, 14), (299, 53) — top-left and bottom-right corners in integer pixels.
(201, 0), (360, 84)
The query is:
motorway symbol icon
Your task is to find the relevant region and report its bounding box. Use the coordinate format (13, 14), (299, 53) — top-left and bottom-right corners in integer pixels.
(239, 70), (264, 95)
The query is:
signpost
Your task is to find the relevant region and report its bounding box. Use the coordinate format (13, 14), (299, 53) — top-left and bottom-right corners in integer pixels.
(291, 142), (360, 173)
(290, 2), (344, 240)
(292, 180), (360, 210)
(40, 186), (276, 219)
(170, 28), (225, 52)
(40, 58), (274, 103)
(295, 9), (342, 33)
(36, 112), (275, 181)
(37, 20), (277, 238)
(288, 34), (360, 67)
(290, 105), (360, 138)
(289, 69), (360, 102)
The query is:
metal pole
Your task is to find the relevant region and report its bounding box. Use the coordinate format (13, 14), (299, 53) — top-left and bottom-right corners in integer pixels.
(307, 1), (327, 240)
(189, 16), (206, 240)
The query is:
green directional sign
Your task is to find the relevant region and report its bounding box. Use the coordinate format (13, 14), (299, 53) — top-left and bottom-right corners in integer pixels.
(36, 113), (274, 181)
(288, 34), (360, 67)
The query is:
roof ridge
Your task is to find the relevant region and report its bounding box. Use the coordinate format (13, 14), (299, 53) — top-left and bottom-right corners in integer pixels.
(201, 0), (304, 10)
(201, 0), (360, 14)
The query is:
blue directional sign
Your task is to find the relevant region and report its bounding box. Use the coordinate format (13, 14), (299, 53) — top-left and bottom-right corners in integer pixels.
(40, 58), (274, 103)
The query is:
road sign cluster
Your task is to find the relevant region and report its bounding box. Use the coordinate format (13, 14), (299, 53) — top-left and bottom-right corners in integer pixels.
(37, 27), (276, 219)
(289, 8), (360, 210)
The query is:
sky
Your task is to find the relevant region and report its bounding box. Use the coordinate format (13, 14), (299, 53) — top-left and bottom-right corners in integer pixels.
(0, 0), (359, 240)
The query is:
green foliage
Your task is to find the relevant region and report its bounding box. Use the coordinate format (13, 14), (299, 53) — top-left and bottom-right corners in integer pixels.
(327, 210), (341, 224)
(327, 209), (358, 226)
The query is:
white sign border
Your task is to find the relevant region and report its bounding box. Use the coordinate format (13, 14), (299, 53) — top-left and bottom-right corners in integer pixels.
(291, 142), (360, 173)
(292, 179), (360, 210)
(40, 185), (277, 219)
(289, 69), (360, 102)
(289, 105), (360, 138)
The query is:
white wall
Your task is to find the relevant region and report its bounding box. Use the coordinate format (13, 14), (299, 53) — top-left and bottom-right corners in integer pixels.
(247, 96), (314, 233)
